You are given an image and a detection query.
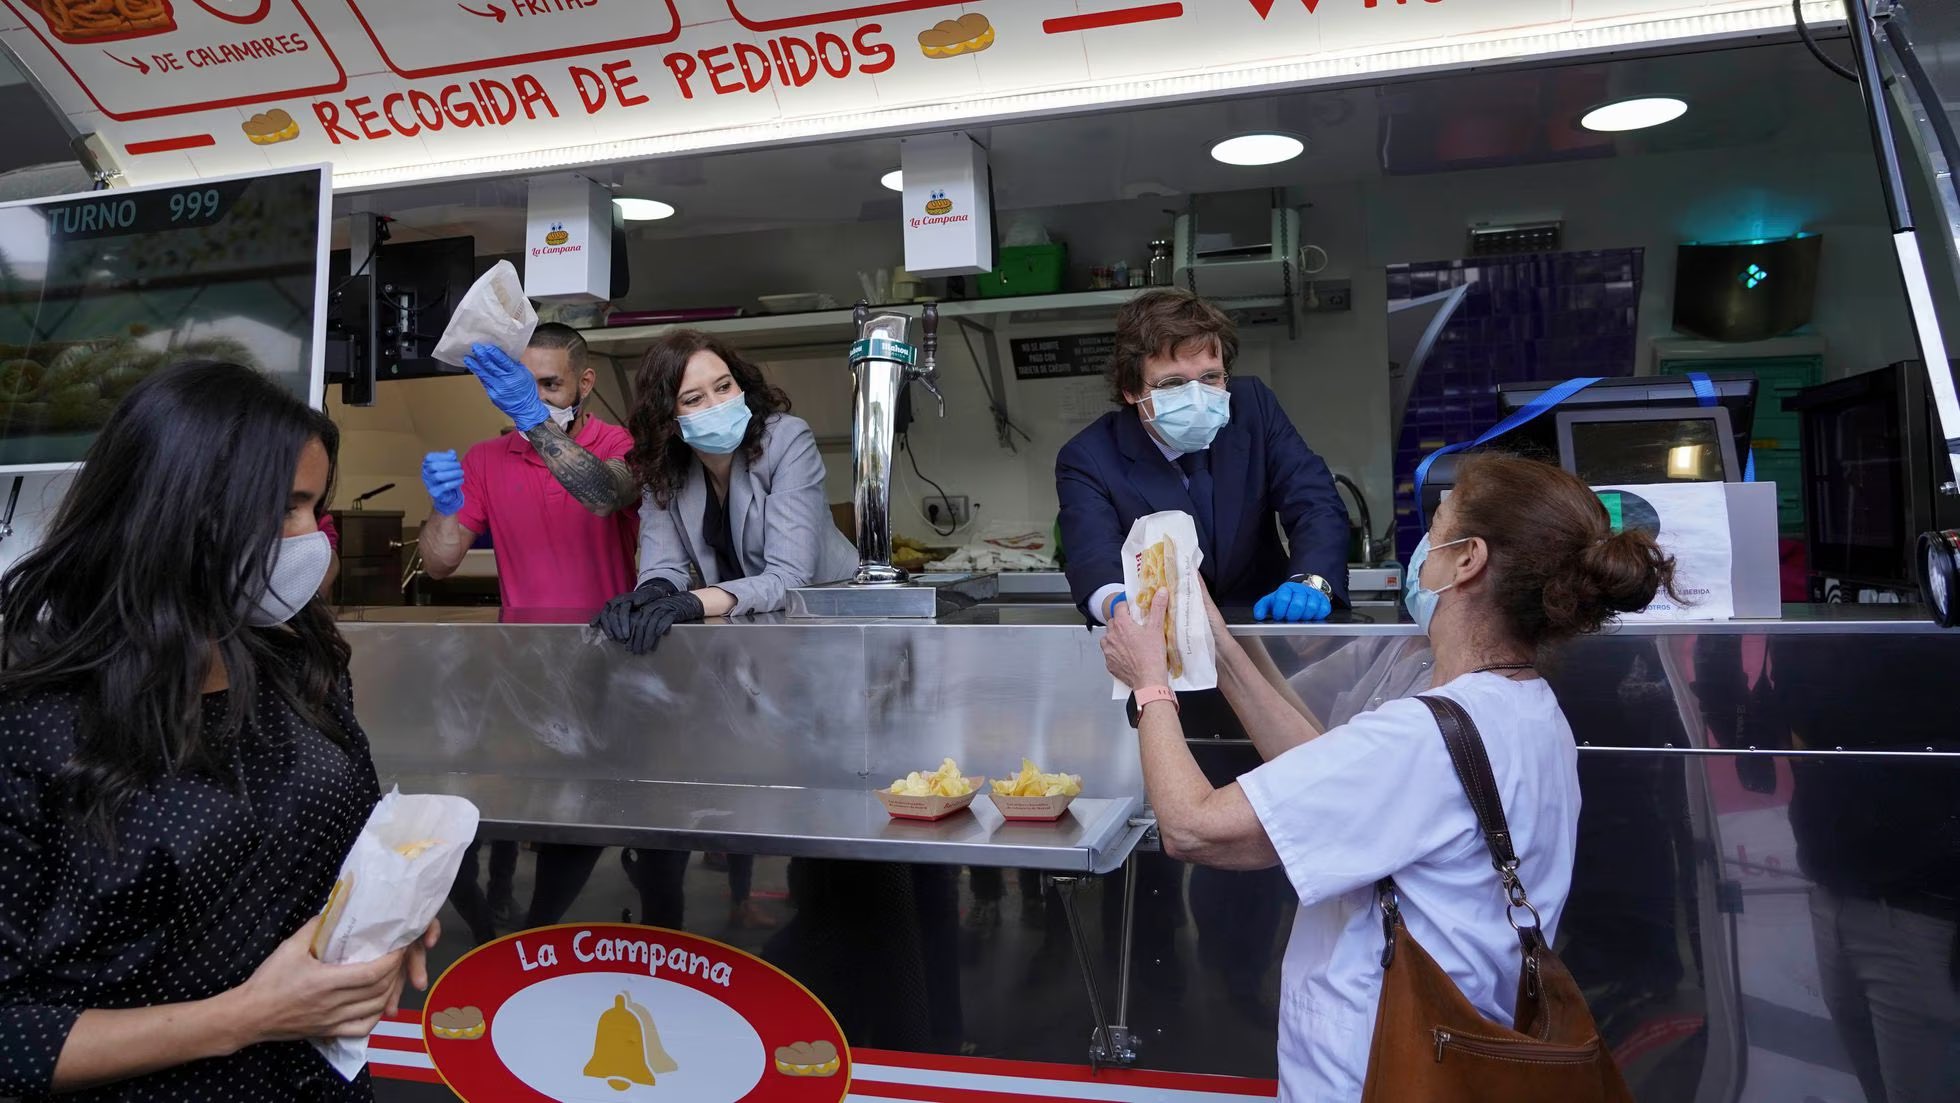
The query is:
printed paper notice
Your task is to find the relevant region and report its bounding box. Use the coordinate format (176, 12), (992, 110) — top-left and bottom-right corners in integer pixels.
(1594, 483), (1733, 621)
(1058, 377), (1109, 427)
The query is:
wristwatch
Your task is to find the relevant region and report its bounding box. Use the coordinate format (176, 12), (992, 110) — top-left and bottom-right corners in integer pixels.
(1290, 573), (1336, 600)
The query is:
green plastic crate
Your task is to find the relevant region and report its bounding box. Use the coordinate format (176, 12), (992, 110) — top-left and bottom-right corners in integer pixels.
(980, 244), (1067, 298)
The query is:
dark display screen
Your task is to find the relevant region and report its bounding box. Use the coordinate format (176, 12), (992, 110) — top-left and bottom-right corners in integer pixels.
(0, 167), (326, 469)
(1568, 416), (1730, 484)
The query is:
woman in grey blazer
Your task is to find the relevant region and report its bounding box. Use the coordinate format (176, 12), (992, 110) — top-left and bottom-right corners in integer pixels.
(512, 328), (856, 654)
(629, 397), (860, 631)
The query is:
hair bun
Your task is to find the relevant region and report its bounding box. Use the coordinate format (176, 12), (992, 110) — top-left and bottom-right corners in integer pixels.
(1542, 530), (1678, 636)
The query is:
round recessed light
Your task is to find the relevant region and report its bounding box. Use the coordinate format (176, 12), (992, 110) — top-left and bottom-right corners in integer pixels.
(613, 197), (676, 221)
(1580, 97), (1687, 133)
(880, 169), (904, 192)
(1210, 133), (1305, 167)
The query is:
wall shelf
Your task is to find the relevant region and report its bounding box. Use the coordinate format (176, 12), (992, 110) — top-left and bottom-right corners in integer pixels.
(579, 288), (1151, 357)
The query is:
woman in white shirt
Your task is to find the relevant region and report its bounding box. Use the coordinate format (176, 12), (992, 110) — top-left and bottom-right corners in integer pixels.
(1103, 454), (1675, 1101)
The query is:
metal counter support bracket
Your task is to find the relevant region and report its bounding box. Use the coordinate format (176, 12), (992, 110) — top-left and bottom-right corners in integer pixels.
(953, 315), (1023, 453)
(1047, 852), (1142, 1071)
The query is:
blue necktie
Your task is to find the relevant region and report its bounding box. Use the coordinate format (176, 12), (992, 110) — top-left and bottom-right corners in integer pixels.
(1178, 451), (1217, 562)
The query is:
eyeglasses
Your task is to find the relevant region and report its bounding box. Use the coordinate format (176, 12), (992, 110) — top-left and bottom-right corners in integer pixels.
(1148, 370), (1230, 391)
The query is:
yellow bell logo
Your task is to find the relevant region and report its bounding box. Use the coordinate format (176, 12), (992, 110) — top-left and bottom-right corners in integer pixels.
(582, 992), (679, 1092)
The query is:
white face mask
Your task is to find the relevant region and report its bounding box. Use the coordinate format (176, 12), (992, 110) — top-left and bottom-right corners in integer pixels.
(247, 531), (332, 626)
(547, 394), (581, 431)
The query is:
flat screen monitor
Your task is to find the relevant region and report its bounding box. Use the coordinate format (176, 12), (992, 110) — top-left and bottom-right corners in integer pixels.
(1500, 373), (1757, 476)
(330, 235), (476, 384)
(0, 165), (330, 472)
(1556, 406), (1741, 484)
(1785, 361), (1960, 588)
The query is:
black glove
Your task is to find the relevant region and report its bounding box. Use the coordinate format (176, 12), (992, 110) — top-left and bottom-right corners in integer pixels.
(595, 579), (677, 642)
(595, 579), (703, 656)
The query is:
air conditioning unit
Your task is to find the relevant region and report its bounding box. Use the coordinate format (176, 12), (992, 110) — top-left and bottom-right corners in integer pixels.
(1172, 193), (1300, 300)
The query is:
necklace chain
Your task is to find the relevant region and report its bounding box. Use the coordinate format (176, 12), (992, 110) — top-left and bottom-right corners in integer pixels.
(1469, 661), (1536, 677)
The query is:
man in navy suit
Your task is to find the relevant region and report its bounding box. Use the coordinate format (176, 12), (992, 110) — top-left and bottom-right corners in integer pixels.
(1057, 289), (1350, 624)
(1054, 290), (1351, 1020)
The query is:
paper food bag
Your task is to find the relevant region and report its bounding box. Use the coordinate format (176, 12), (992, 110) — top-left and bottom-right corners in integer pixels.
(309, 788), (479, 1080)
(432, 260), (537, 367)
(1111, 511), (1217, 698)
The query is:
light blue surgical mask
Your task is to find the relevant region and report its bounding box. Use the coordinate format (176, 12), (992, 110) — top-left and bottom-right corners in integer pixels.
(1403, 534), (1473, 634)
(1144, 381), (1231, 453)
(679, 395), (753, 455)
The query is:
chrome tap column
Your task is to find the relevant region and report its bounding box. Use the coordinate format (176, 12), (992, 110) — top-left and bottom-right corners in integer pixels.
(849, 304), (916, 585)
(848, 302), (944, 586)
(790, 302), (985, 616)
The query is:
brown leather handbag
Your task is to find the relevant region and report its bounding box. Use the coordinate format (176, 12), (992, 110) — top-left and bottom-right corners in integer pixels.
(1360, 695), (1634, 1103)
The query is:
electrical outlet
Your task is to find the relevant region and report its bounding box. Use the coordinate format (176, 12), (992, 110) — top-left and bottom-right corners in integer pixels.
(925, 496), (970, 526)
(1303, 279), (1351, 312)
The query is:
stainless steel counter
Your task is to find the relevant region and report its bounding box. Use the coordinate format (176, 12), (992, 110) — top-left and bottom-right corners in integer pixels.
(383, 771), (1145, 873)
(342, 604), (1960, 865)
(340, 601), (1942, 632)
(343, 608), (1959, 1099)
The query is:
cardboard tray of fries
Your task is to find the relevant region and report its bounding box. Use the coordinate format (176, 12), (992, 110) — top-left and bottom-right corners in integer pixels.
(876, 781), (984, 821)
(987, 792), (1077, 822)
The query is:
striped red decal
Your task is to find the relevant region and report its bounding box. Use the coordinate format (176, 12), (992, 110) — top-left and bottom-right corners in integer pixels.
(123, 135), (216, 155)
(369, 1062), (444, 1085)
(365, 1021), (1279, 1096)
(849, 1079), (1090, 1103)
(1042, 3), (1184, 34)
(855, 1049), (1279, 1095)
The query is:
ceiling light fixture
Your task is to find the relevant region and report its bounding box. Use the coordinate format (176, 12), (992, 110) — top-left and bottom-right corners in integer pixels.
(1580, 96), (1688, 132)
(613, 197), (676, 221)
(880, 169), (904, 191)
(1210, 133), (1305, 166)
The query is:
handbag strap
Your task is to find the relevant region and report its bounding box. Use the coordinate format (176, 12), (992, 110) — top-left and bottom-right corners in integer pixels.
(1413, 694), (1546, 941)
(1375, 693), (1549, 970)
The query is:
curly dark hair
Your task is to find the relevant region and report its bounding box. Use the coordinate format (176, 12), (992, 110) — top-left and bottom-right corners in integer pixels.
(626, 330), (791, 508)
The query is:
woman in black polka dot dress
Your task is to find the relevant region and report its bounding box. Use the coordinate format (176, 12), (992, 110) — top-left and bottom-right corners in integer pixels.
(0, 363), (436, 1101)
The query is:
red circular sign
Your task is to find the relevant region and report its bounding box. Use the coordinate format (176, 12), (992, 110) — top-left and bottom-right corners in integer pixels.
(423, 923), (850, 1102)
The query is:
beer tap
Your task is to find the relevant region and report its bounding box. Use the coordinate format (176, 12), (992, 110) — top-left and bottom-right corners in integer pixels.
(916, 303), (944, 418)
(846, 300), (918, 585)
(845, 300), (951, 586)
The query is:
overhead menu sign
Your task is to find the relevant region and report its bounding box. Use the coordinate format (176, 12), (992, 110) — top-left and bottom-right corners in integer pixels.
(0, 1), (1827, 189)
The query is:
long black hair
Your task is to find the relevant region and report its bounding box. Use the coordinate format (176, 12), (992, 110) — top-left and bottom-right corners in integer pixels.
(0, 361), (354, 840)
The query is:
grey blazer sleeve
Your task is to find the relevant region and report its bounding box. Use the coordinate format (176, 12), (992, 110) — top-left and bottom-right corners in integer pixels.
(716, 418), (848, 616)
(635, 488), (694, 593)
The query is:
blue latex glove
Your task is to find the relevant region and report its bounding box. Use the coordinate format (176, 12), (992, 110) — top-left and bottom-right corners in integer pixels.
(1254, 580), (1332, 623)
(422, 450), (466, 516)
(463, 343), (548, 432)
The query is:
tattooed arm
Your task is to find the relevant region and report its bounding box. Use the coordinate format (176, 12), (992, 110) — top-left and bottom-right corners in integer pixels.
(524, 421), (640, 516)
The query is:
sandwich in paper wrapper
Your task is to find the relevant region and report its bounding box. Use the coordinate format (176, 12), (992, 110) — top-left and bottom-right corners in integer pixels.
(432, 259), (537, 367)
(1112, 511), (1217, 698)
(309, 788), (478, 1079)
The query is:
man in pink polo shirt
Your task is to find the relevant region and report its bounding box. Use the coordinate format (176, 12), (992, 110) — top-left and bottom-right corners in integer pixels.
(416, 322), (632, 944)
(417, 322), (637, 611)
